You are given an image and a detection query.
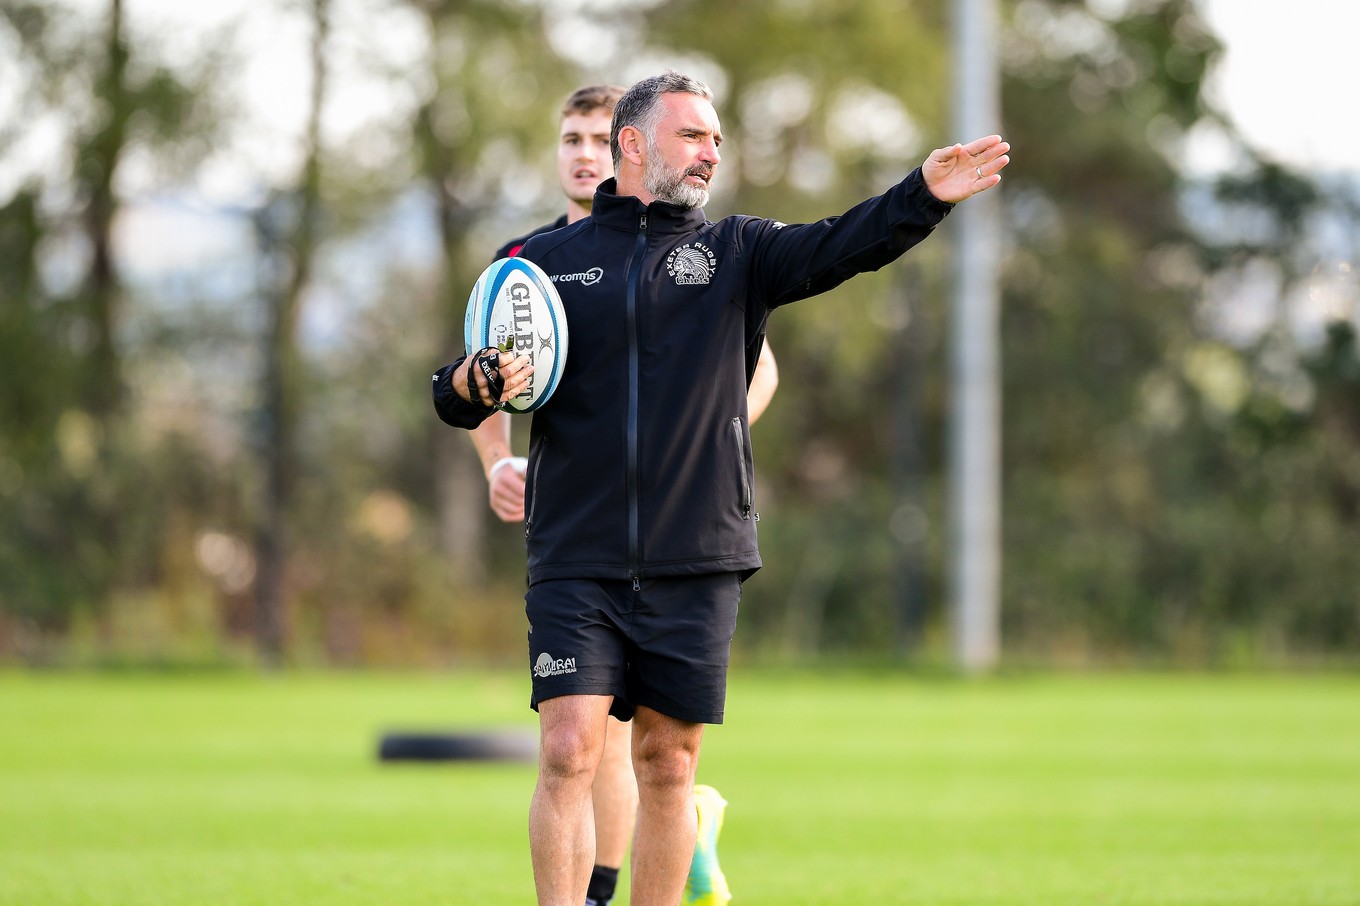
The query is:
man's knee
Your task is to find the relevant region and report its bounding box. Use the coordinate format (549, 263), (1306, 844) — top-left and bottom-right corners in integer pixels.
(633, 748), (696, 793)
(631, 712), (702, 791)
(538, 697), (610, 783)
(540, 723), (598, 779)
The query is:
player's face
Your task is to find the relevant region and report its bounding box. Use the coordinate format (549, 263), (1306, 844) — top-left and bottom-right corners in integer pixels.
(557, 110), (614, 207)
(642, 92), (722, 210)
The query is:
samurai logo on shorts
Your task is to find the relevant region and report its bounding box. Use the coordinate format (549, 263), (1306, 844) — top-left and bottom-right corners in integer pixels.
(666, 243), (716, 285)
(534, 651), (577, 677)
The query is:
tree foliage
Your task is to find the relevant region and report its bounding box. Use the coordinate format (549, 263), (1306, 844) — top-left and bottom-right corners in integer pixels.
(2, 0), (1357, 666)
(0, 0), (227, 651)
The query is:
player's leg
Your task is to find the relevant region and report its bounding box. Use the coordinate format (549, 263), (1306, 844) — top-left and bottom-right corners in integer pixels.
(525, 578), (632, 906)
(530, 693), (613, 906)
(587, 716), (638, 906)
(627, 705), (705, 906)
(625, 573), (742, 906)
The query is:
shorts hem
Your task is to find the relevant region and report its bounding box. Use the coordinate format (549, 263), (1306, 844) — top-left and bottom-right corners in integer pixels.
(530, 684), (617, 710)
(633, 699), (725, 726)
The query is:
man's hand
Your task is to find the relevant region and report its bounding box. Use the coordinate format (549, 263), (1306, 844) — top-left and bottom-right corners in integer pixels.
(922, 134), (1010, 204)
(463, 350), (535, 408)
(488, 456), (528, 523)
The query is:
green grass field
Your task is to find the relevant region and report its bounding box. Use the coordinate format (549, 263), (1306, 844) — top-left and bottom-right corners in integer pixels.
(2, 669), (1358, 905)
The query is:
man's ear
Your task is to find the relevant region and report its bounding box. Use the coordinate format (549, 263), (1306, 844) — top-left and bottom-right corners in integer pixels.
(618, 125), (646, 166)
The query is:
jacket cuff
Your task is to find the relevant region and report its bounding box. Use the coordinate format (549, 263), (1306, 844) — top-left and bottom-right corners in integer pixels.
(907, 167), (957, 217)
(432, 357), (495, 429)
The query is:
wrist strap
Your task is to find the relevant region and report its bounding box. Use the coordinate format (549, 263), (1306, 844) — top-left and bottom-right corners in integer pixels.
(465, 347), (505, 409)
(488, 456), (527, 484)
(488, 457), (517, 483)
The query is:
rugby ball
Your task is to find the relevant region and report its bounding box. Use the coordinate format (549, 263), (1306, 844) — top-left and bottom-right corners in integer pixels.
(464, 257), (568, 412)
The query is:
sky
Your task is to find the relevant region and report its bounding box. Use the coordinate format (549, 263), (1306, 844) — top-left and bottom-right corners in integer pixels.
(1193, 0), (1358, 346)
(1196, 0), (1359, 175)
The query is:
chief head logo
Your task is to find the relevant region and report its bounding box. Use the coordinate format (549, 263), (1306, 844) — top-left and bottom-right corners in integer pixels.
(667, 243), (716, 285)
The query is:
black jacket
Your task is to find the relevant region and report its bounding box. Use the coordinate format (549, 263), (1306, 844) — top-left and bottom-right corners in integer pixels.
(434, 171), (952, 586)
(494, 215), (568, 260)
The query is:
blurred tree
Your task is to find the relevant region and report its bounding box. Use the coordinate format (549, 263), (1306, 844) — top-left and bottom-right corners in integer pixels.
(250, 0), (331, 667)
(951, 0), (1355, 661)
(5, 0), (1356, 667)
(199, 0), (588, 663)
(992, 0), (1229, 658)
(81, 0), (129, 422)
(0, 0), (225, 652)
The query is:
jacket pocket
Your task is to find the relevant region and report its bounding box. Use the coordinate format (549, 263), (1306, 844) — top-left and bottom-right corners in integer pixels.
(731, 417), (753, 520)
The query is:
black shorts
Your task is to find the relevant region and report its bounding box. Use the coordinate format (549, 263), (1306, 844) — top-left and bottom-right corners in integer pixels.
(524, 573), (741, 724)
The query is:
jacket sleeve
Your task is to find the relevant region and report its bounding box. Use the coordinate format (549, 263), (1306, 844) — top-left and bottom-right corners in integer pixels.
(746, 167), (954, 310)
(432, 358), (496, 430)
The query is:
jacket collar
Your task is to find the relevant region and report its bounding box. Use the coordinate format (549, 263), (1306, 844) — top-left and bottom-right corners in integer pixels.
(589, 178), (708, 235)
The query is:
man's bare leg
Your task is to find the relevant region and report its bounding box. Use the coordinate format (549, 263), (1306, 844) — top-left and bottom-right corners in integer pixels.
(628, 705), (705, 906)
(593, 716), (639, 868)
(530, 694), (613, 906)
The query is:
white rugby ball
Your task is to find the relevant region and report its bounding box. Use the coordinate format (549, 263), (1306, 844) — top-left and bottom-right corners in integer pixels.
(464, 257), (568, 412)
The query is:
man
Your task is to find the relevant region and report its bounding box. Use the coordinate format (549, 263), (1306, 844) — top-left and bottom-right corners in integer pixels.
(433, 70), (1010, 906)
(468, 84), (767, 906)
(475, 85), (778, 522)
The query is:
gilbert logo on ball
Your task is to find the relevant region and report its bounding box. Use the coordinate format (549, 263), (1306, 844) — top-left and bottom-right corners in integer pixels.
(464, 257), (569, 412)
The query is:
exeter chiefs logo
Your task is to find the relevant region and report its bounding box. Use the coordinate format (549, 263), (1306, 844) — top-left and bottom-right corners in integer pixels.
(666, 243), (716, 285)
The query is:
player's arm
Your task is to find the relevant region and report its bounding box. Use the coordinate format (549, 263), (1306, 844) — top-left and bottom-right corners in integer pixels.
(747, 341), (778, 425)
(470, 411), (526, 523)
(740, 138), (1011, 310)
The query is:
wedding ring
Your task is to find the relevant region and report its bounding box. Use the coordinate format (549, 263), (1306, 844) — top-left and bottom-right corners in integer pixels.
(976, 166), (983, 179)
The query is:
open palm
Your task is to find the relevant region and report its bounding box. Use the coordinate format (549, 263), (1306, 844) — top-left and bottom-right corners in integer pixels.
(923, 134), (1011, 203)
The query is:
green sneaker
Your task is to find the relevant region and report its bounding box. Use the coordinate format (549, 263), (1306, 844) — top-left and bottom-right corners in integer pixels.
(683, 784), (731, 905)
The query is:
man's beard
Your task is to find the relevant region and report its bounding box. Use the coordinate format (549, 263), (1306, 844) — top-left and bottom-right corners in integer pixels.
(643, 143), (712, 210)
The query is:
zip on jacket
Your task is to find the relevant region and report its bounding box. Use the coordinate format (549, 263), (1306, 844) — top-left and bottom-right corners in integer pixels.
(626, 214), (647, 592)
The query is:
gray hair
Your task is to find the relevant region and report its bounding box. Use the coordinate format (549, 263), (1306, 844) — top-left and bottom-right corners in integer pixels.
(610, 70), (714, 172)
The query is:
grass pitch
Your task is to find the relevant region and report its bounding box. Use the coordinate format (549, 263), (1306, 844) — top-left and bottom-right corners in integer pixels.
(1, 669), (1357, 904)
